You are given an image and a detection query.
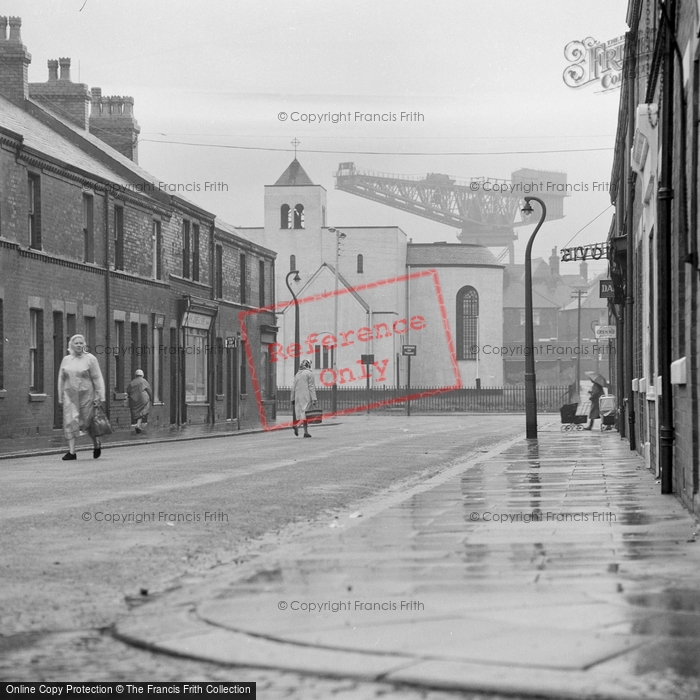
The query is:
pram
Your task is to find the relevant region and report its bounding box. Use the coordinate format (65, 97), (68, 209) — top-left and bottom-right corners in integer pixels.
(599, 394), (617, 431)
(559, 403), (588, 431)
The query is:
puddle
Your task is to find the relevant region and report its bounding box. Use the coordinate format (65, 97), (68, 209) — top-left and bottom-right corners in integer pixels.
(627, 588), (700, 613)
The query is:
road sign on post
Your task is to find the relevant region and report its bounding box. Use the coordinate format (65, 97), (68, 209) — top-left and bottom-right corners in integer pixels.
(402, 345), (417, 416)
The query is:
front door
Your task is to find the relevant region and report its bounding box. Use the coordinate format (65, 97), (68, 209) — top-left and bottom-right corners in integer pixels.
(226, 346), (238, 420)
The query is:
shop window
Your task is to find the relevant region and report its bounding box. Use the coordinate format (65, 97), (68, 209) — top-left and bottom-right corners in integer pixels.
(185, 328), (208, 403)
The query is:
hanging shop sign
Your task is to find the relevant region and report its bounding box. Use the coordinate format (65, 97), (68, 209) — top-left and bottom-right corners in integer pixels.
(595, 325), (617, 339)
(599, 279), (615, 298)
(561, 242), (609, 262)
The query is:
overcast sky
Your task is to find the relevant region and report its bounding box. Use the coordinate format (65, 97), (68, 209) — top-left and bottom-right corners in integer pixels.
(7, 0), (629, 275)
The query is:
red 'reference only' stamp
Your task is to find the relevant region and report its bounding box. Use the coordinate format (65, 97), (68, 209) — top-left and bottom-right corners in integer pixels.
(239, 269), (459, 431)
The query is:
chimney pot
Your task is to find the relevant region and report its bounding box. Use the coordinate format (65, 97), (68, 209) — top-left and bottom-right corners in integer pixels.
(0, 17), (8, 42)
(8, 16), (22, 43)
(47, 59), (58, 81)
(58, 57), (71, 81)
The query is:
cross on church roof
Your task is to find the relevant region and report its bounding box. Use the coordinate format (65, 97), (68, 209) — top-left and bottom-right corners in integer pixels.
(291, 137), (300, 158)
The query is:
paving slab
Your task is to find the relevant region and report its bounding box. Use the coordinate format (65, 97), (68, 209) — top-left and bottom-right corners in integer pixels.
(116, 428), (700, 699)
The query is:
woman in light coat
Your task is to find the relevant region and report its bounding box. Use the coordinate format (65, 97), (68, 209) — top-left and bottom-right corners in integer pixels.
(290, 359), (317, 437)
(58, 334), (106, 460)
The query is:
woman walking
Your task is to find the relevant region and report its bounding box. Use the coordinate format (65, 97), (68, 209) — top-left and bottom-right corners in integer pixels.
(58, 334), (106, 460)
(290, 359), (317, 437)
(128, 369), (152, 433)
(583, 378), (605, 431)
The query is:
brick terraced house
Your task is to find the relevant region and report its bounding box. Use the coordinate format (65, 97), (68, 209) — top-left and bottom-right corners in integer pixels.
(0, 17), (277, 438)
(610, 0), (699, 516)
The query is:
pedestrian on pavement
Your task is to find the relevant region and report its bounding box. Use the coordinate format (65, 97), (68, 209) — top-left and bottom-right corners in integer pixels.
(584, 379), (605, 430)
(128, 369), (152, 433)
(58, 334), (106, 460)
(290, 359), (317, 438)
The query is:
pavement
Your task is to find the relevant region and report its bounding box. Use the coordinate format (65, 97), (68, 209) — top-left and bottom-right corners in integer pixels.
(109, 422), (700, 700)
(0, 420), (269, 460)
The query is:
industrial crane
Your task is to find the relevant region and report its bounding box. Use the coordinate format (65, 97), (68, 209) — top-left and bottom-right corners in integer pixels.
(334, 163), (568, 263)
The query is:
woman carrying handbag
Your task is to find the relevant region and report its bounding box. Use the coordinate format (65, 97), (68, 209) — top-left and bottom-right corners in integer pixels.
(290, 359), (318, 437)
(58, 334), (106, 460)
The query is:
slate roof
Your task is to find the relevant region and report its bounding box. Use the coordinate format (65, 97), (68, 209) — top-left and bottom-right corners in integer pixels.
(0, 95), (133, 186)
(406, 243), (502, 267)
(273, 159), (315, 186)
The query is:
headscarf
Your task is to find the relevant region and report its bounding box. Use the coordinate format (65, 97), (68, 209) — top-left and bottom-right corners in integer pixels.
(135, 369), (144, 377)
(67, 334), (87, 355)
(299, 359), (312, 370)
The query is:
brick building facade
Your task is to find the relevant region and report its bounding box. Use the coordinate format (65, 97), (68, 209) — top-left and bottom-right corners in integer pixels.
(0, 17), (277, 439)
(610, 0), (699, 516)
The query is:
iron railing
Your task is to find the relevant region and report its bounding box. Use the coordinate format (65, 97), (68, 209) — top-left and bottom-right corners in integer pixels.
(276, 386), (571, 413)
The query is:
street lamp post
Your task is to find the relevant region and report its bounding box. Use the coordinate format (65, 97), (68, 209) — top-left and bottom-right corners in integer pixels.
(521, 196), (548, 439)
(571, 287), (587, 399)
(285, 270), (301, 376)
(327, 228), (346, 415)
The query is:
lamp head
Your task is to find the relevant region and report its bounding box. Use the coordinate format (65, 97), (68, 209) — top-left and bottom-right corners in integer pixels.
(292, 270), (301, 282)
(521, 199), (534, 220)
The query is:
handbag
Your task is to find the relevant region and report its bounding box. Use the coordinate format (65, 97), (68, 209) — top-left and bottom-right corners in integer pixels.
(305, 407), (323, 425)
(89, 405), (113, 437)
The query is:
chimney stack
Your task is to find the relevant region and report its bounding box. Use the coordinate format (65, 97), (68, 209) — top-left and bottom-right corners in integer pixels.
(548, 246), (560, 277)
(0, 16), (32, 104)
(579, 261), (588, 283)
(89, 89), (140, 163)
(29, 57), (91, 129)
(58, 57), (71, 81)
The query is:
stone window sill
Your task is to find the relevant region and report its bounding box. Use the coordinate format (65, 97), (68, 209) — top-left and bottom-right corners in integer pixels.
(29, 393), (47, 402)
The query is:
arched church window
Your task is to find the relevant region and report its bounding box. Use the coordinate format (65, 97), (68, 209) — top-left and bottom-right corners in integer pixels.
(280, 204), (291, 229)
(357, 254), (364, 273)
(456, 286), (479, 360)
(290, 254), (296, 271)
(293, 204), (305, 229)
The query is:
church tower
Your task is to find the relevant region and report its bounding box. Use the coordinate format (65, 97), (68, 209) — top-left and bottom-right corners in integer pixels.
(264, 159), (327, 305)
